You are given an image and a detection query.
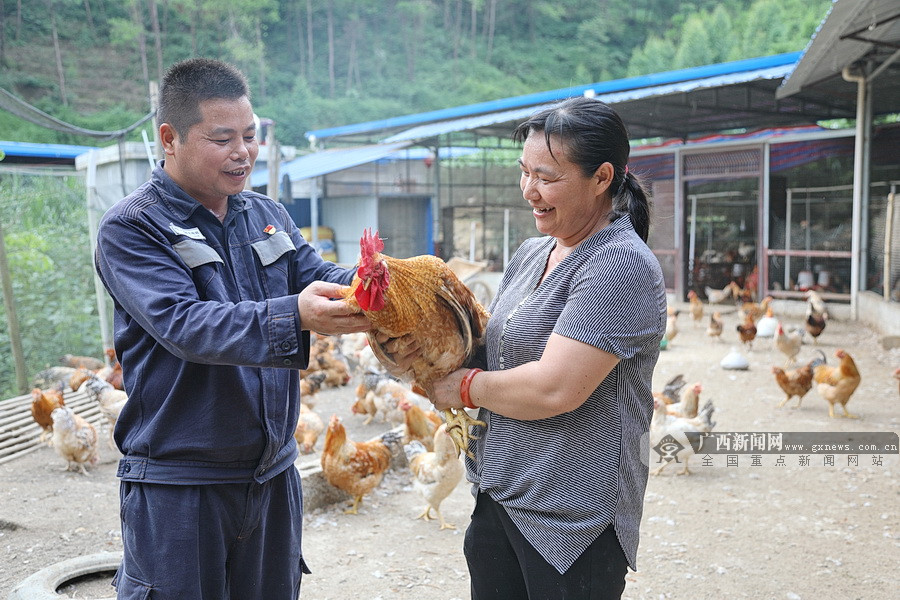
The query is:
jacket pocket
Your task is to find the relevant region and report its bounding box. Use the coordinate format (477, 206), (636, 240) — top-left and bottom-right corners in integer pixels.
(172, 239), (224, 269)
(251, 231), (295, 297)
(173, 239), (228, 300)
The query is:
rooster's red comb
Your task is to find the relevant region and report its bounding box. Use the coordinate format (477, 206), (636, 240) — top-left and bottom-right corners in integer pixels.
(360, 228), (384, 256)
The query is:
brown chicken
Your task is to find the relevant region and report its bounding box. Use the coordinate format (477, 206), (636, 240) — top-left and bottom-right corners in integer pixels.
(403, 423), (464, 530)
(772, 362), (815, 408)
(736, 312), (757, 349)
(320, 415), (395, 514)
(299, 371), (327, 408)
(664, 307), (679, 345)
(300, 334), (351, 387)
(812, 349), (861, 418)
(294, 403), (324, 454)
(68, 367), (94, 392)
(706, 311), (724, 341)
(60, 354), (105, 371)
(30, 386), (66, 444)
(96, 348), (124, 390)
(739, 295), (773, 322)
(50, 406), (100, 474)
(687, 290), (703, 327)
(402, 401), (444, 451)
(342, 229), (490, 456)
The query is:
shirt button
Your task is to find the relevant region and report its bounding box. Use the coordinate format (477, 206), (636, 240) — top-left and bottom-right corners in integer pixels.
(282, 358), (292, 366)
(281, 341), (292, 351)
(124, 463), (131, 473)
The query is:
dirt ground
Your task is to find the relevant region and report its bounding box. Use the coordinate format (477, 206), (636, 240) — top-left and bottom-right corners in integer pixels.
(2, 303), (899, 600)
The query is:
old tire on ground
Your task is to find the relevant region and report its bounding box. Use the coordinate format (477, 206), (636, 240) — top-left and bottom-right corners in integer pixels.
(8, 551), (121, 600)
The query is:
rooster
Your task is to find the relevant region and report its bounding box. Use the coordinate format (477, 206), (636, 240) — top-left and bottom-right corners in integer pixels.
(50, 406), (100, 475)
(30, 386), (66, 444)
(404, 423), (464, 530)
(320, 415), (396, 514)
(811, 349), (861, 418)
(342, 229), (491, 456)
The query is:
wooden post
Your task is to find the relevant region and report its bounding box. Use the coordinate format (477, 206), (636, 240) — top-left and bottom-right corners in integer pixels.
(149, 80), (162, 161)
(266, 122), (279, 199)
(0, 221), (28, 394)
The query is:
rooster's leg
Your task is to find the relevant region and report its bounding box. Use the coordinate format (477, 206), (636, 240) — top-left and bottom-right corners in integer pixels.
(416, 506), (435, 521)
(442, 408), (485, 459)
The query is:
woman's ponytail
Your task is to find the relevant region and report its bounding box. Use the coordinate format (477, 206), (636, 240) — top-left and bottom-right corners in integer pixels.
(614, 170), (651, 243)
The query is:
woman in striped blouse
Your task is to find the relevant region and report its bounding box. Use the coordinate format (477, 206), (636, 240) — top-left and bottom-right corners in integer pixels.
(431, 97), (667, 599)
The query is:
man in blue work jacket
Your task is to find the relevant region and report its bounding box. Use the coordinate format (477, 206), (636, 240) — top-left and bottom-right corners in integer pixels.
(95, 57), (371, 599)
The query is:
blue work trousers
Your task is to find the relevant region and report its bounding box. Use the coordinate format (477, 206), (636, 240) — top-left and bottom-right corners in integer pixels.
(112, 466), (310, 599)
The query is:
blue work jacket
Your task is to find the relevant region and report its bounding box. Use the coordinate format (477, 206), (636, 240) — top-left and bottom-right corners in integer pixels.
(95, 163), (354, 485)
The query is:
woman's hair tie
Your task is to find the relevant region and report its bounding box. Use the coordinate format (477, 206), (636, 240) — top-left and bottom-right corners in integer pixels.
(624, 165), (629, 176)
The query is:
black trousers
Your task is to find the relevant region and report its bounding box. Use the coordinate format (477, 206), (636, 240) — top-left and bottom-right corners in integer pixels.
(464, 492), (628, 600)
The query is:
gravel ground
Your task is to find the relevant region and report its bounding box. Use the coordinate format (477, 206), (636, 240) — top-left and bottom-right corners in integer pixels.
(1, 303), (899, 599)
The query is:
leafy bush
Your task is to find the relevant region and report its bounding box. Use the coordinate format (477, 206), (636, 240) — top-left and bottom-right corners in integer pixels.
(0, 174), (103, 398)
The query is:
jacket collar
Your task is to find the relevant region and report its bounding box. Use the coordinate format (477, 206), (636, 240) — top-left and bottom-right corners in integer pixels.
(151, 160), (250, 221)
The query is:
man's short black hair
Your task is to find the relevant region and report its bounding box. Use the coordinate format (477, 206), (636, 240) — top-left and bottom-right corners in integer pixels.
(157, 58), (250, 141)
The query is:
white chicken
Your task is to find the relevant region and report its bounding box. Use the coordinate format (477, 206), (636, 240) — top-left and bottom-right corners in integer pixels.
(82, 374), (128, 451)
(650, 397), (716, 476)
(50, 406), (100, 475)
(666, 382), (702, 419)
(403, 423), (464, 530)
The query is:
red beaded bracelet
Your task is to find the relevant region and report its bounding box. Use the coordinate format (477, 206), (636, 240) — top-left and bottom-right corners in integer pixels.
(460, 368), (483, 409)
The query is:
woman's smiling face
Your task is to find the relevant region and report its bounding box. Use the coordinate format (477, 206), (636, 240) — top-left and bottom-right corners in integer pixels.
(518, 132), (612, 246)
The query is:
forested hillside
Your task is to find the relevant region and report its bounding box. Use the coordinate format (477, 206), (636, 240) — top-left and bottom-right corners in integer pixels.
(0, 0), (830, 147)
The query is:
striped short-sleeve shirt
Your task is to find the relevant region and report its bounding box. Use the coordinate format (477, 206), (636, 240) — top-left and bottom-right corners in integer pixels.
(466, 215), (667, 574)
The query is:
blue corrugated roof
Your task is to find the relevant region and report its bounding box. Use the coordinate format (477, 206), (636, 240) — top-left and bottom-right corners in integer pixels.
(251, 143), (484, 186)
(380, 61), (796, 144)
(251, 141), (410, 186)
(306, 52), (802, 142)
(0, 140), (97, 159)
